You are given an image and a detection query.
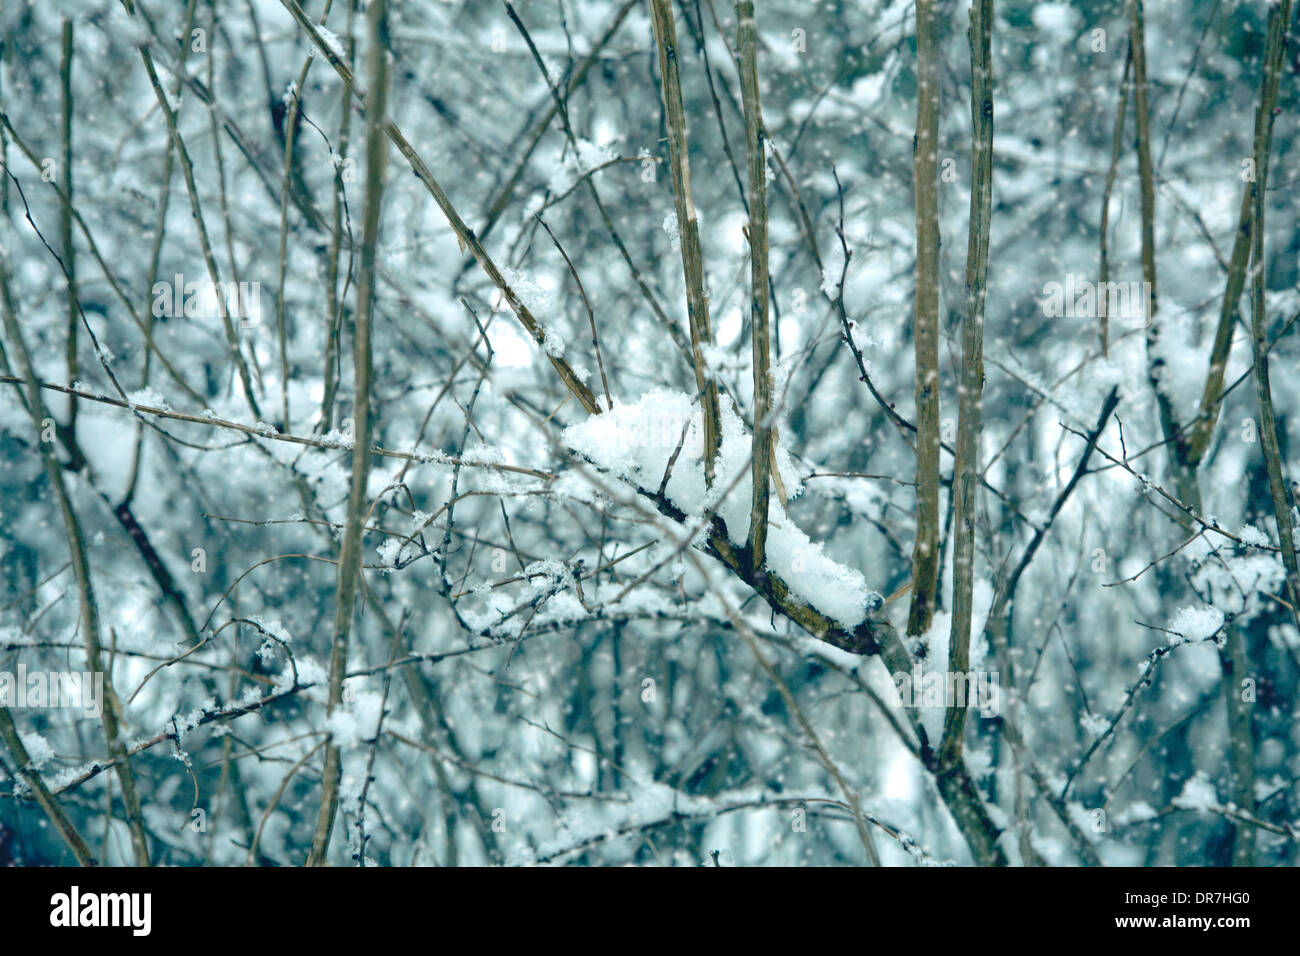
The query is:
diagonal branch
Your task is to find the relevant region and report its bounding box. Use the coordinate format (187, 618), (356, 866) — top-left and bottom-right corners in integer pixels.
(0, 258), (152, 866)
(0, 706), (96, 866)
(277, 0), (600, 416)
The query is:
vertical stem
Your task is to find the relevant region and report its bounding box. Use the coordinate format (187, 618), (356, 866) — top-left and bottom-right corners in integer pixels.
(0, 39), (8, 217)
(276, 0), (335, 432)
(60, 18), (77, 435)
(323, 0), (358, 434)
(1220, 624), (1256, 865)
(1214, 6), (1292, 868)
(1129, 0), (1156, 318)
(908, 0), (942, 638)
(1187, 184), (1252, 465)
(1249, 0), (1300, 625)
(1131, 0), (1201, 522)
(306, 0), (387, 866)
(1098, 43), (1131, 358)
(649, 0), (721, 485)
(736, 0), (771, 567)
(940, 0), (994, 772)
(127, 0), (198, 505)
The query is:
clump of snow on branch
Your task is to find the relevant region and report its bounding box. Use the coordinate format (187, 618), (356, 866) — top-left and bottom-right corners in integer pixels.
(563, 389), (878, 629)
